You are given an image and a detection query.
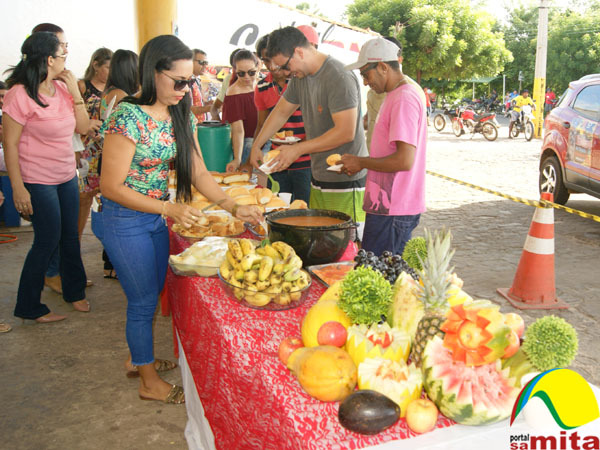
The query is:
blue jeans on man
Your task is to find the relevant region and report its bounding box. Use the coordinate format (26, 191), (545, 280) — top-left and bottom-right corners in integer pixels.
(361, 213), (421, 257)
(14, 176), (87, 319)
(100, 198), (169, 366)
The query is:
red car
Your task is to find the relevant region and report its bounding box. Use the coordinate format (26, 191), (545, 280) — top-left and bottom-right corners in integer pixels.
(539, 74), (600, 204)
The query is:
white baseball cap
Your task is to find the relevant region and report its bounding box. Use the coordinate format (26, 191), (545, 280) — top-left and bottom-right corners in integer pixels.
(345, 38), (400, 71)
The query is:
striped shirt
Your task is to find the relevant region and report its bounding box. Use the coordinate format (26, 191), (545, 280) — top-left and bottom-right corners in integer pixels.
(255, 73), (310, 170)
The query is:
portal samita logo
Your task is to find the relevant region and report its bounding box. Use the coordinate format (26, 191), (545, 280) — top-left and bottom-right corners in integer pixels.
(509, 368), (600, 449)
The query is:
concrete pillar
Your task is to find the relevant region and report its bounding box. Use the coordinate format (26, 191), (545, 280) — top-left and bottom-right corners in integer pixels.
(136, 0), (177, 52)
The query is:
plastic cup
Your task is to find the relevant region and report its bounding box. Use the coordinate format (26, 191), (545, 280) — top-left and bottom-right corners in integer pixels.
(278, 192), (292, 205)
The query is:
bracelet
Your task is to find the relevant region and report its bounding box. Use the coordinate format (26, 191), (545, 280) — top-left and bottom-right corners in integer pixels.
(231, 203), (240, 218)
(74, 99), (84, 106)
(161, 201), (168, 221)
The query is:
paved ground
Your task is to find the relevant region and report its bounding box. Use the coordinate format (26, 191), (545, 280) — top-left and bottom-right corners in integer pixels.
(1, 122), (599, 449)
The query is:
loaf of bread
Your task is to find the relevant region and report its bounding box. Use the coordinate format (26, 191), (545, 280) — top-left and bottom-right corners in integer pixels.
(234, 195), (258, 205)
(266, 196), (288, 208)
(254, 188), (273, 205)
(227, 187), (250, 198)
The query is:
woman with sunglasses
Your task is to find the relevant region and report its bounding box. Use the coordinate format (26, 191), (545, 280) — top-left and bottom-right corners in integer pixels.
(100, 35), (262, 404)
(2, 32), (91, 323)
(222, 50), (260, 172)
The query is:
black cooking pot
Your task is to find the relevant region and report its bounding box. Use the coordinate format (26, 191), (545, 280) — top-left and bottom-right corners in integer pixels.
(266, 209), (357, 266)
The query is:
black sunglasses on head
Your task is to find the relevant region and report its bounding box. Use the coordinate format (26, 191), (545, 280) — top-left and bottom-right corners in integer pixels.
(162, 72), (196, 91)
(236, 69), (257, 78)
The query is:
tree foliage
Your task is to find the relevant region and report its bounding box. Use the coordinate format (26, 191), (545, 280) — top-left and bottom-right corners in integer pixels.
(346, 0), (512, 83)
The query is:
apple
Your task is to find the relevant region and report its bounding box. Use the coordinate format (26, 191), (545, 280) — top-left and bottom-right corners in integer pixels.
(278, 337), (303, 365)
(504, 313), (525, 338)
(406, 398), (439, 434)
(317, 321), (348, 347)
(503, 330), (520, 359)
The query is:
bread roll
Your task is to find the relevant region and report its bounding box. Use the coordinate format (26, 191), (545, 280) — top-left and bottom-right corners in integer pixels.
(274, 131), (286, 140)
(263, 150), (280, 164)
(289, 199), (308, 209)
(223, 173), (250, 184)
(254, 188), (273, 205)
(285, 130), (294, 137)
(326, 154), (342, 166)
(266, 196), (288, 208)
(234, 195), (258, 205)
(227, 187), (250, 198)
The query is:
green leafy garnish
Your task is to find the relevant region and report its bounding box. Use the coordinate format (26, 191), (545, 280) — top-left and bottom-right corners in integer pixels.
(338, 266), (392, 325)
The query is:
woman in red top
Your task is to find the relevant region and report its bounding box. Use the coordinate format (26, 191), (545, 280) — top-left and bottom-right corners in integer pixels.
(222, 50), (259, 172)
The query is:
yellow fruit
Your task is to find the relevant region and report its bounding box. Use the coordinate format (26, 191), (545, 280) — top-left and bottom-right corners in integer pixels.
(447, 286), (473, 306)
(319, 280), (342, 302)
(358, 357), (423, 417)
(287, 346), (357, 402)
(346, 323), (410, 367)
(301, 300), (351, 347)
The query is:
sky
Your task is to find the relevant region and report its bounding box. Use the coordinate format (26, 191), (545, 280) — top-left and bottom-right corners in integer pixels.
(274, 0), (509, 24)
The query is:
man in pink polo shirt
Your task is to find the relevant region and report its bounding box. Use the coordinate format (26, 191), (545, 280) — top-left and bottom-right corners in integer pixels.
(341, 38), (427, 256)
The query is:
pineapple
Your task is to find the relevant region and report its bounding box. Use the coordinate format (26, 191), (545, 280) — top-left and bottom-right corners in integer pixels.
(409, 229), (455, 367)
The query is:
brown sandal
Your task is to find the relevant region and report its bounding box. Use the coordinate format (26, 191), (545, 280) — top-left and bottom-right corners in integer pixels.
(139, 384), (185, 404)
(126, 359), (178, 378)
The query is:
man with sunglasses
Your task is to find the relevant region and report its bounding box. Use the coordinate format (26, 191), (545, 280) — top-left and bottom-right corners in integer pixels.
(341, 38), (427, 256)
(249, 26), (368, 236)
(252, 34), (311, 203)
(190, 49), (213, 121)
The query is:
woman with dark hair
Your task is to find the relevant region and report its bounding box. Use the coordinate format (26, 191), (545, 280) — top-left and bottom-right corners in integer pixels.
(77, 47), (113, 239)
(2, 32), (90, 322)
(223, 50), (259, 172)
(93, 49), (139, 280)
(100, 35), (262, 403)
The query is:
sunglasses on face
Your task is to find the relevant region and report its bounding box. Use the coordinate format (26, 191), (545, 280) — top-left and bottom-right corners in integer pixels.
(360, 63), (379, 79)
(195, 60), (208, 66)
(236, 69), (257, 78)
(277, 51), (295, 72)
(162, 72), (196, 90)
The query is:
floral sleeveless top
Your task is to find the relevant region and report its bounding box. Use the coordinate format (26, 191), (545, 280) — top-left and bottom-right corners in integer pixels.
(101, 102), (197, 199)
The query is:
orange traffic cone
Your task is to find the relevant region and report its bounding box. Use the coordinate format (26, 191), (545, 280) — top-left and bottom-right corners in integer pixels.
(497, 192), (568, 310)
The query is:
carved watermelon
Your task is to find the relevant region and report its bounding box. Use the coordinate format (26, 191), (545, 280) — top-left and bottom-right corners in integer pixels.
(422, 335), (519, 425)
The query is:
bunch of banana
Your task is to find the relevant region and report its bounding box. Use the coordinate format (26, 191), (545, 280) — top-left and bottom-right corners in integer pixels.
(219, 239), (311, 307)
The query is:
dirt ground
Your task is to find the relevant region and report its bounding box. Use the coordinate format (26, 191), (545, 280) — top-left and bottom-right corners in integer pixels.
(1, 121), (599, 449)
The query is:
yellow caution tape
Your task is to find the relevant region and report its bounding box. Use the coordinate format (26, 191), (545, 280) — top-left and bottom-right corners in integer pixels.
(426, 170), (600, 223)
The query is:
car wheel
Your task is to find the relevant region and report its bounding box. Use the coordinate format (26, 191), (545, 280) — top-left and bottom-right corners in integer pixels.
(525, 121), (534, 141)
(433, 114), (446, 132)
(452, 119), (462, 137)
(482, 122), (498, 141)
(539, 156), (570, 205)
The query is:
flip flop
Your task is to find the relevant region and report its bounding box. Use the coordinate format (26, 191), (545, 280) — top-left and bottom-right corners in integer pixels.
(126, 359), (178, 378)
(139, 384), (185, 404)
(103, 269), (118, 280)
(0, 322), (12, 333)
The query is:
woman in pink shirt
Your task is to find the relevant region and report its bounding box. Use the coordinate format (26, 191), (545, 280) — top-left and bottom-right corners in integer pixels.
(2, 31), (90, 323)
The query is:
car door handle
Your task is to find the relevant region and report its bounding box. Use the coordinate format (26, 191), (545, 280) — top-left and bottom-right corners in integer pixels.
(563, 121), (571, 129)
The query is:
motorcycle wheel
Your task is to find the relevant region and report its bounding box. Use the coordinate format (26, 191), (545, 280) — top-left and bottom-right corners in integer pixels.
(510, 126), (520, 138)
(525, 121), (534, 141)
(433, 114), (446, 132)
(452, 119), (462, 137)
(482, 122), (498, 141)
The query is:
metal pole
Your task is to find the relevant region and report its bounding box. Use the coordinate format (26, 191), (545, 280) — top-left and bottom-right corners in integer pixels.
(502, 74), (506, 105)
(533, 0), (549, 138)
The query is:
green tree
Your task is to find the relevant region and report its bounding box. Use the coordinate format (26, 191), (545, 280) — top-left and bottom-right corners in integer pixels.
(346, 0), (512, 84)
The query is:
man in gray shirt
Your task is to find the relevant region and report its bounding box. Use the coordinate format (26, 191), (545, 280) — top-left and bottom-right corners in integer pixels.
(249, 26), (368, 228)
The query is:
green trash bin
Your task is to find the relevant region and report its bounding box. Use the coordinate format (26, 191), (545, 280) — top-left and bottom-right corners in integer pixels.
(197, 122), (233, 172)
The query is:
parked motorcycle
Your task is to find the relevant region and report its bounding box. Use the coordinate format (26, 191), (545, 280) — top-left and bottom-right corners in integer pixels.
(507, 104), (535, 141)
(433, 105), (460, 132)
(452, 107), (499, 141)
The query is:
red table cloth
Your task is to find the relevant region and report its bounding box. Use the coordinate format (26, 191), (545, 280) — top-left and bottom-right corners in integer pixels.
(167, 230), (455, 449)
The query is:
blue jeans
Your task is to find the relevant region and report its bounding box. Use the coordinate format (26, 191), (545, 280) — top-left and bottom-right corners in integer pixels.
(361, 213), (421, 257)
(100, 198), (169, 366)
(15, 176), (87, 319)
(269, 167), (312, 203)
